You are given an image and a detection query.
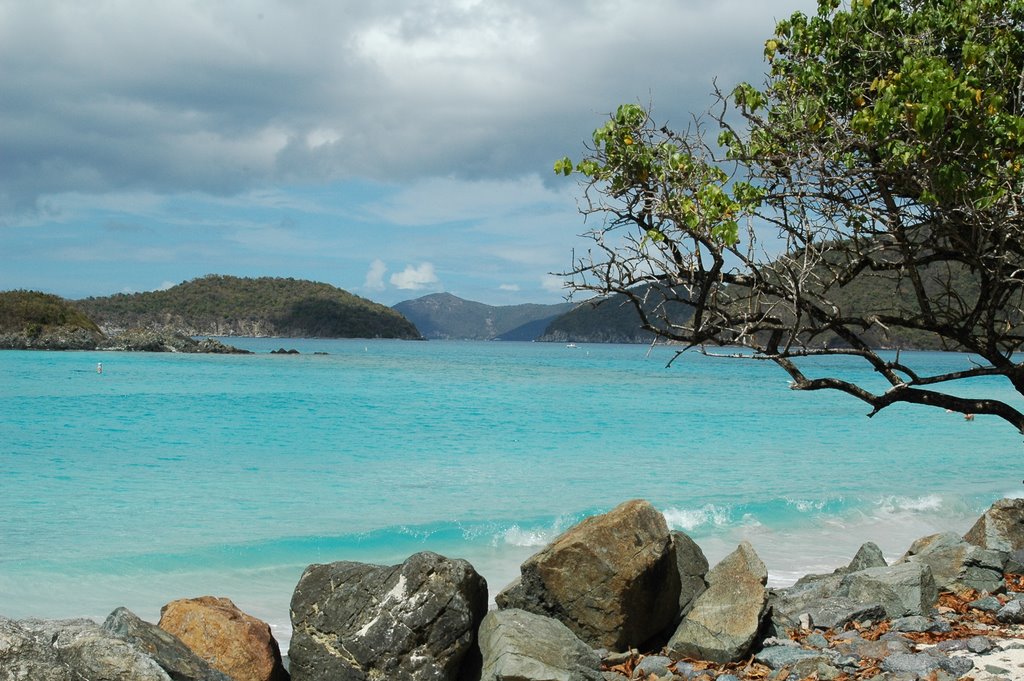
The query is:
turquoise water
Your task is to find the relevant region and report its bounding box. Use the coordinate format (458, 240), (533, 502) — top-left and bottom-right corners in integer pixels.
(1, 340), (1021, 648)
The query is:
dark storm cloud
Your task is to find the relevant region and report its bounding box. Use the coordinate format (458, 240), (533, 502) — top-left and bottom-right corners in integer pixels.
(0, 0), (815, 213)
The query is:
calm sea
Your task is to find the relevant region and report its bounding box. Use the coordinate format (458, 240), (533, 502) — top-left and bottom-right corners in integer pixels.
(1, 340), (1021, 649)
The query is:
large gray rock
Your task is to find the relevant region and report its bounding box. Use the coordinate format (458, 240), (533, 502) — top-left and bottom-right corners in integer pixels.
(838, 562), (938, 618)
(103, 607), (233, 681)
(0, 616), (70, 681)
(665, 542), (768, 664)
(478, 609), (601, 681)
(495, 500), (680, 650)
(289, 551), (487, 681)
(768, 572), (844, 634)
(846, 542), (888, 573)
(14, 617), (171, 680)
(672, 530), (709, 621)
(899, 532), (1005, 595)
(964, 498), (1024, 554)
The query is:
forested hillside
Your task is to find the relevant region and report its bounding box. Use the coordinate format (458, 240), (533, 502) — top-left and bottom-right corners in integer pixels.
(0, 290), (101, 335)
(77, 275), (422, 339)
(541, 262), (986, 349)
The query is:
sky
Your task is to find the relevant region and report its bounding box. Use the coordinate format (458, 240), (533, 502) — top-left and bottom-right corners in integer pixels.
(1, 0), (816, 307)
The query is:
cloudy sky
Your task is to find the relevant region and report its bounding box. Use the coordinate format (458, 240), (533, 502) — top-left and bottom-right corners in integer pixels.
(2, 0), (815, 306)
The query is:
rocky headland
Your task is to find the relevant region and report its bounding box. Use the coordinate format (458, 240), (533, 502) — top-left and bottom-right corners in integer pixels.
(0, 326), (252, 353)
(5, 498), (1024, 681)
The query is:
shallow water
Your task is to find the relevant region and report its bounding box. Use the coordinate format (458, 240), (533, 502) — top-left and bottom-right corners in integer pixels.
(1, 340), (1020, 648)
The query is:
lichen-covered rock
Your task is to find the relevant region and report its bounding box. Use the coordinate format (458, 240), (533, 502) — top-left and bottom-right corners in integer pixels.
(103, 607), (232, 681)
(289, 551), (487, 681)
(495, 499), (680, 650)
(899, 532), (1004, 595)
(15, 617), (171, 681)
(478, 609), (601, 681)
(838, 562), (938, 618)
(666, 542), (768, 664)
(964, 498), (1024, 554)
(158, 596), (288, 681)
(0, 616), (71, 681)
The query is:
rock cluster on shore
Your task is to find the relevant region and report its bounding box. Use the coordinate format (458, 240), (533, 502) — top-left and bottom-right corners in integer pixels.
(0, 326), (251, 353)
(5, 498), (1024, 681)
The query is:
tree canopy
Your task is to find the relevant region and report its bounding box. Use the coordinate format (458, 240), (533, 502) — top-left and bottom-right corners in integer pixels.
(557, 0), (1024, 431)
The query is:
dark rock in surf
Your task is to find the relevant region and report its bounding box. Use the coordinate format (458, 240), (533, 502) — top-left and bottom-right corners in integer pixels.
(672, 530), (709, 622)
(289, 551), (487, 681)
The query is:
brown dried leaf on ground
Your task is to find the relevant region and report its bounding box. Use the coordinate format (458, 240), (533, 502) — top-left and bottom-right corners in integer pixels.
(1006, 573), (1024, 592)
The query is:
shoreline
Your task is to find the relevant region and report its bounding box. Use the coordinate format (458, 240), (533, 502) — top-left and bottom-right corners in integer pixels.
(1, 499), (1005, 657)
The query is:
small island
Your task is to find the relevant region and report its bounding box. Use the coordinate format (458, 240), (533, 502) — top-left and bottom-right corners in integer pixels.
(0, 275), (423, 352)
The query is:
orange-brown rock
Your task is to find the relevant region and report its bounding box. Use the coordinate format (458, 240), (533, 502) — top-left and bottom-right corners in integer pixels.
(158, 596), (287, 681)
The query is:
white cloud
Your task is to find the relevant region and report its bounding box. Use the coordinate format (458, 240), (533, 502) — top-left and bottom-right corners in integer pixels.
(390, 263), (440, 290)
(499, 283), (520, 292)
(364, 258), (387, 290)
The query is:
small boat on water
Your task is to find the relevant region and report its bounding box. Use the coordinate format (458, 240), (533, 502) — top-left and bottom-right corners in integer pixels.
(565, 343), (577, 348)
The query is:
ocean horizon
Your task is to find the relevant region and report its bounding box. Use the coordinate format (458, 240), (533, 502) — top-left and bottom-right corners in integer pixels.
(2, 339), (1020, 651)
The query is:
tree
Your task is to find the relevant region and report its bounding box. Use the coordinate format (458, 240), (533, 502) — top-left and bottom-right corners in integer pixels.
(556, 0), (1024, 431)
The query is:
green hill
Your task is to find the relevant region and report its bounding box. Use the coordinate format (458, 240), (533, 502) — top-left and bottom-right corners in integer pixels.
(538, 285), (695, 344)
(77, 275), (422, 339)
(393, 292), (573, 340)
(0, 290), (105, 349)
(0, 290), (101, 336)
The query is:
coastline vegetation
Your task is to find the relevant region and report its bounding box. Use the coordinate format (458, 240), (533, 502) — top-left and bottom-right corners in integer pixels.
(75, 275), (421, 339)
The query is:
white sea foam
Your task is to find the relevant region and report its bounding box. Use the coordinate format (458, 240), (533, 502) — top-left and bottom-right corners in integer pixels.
(785, 497), (828, 513)
(875, 494), (944, 514)
(662, 505), (731, 532)
(501, 525), (555, 547)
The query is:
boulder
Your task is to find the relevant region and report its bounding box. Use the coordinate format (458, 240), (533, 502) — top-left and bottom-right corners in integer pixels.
(672, 530), (709, 620)
(289, 551), (487, 681)
(768, 572), (844, 634)
(838, 562), (938, 618)
(665, 542), (768, 663)
(0, 616), (71, 681)
(495, 500), (680, 650)
(899, 532), (1004, 595)
(754, 645), (835, 677)
(158, 596), (288, 681)
(793, 597), (887, 632)
(964, 497), (1024, 554)
(477, 609), (601, 681)
(103, 606), (233, 681)
(846, 542), (888, 573)
(14, 617), (171, 680)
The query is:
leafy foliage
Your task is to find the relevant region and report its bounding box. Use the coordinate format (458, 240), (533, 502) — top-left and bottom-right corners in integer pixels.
(77, 275), (421, 339)
(0, 290), (101, 336)
(559, 0), (1024, 430)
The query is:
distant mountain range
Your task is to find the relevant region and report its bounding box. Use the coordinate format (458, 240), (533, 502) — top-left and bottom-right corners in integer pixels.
(392, 292), (574, 340)
(392, 291), (669, 343)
